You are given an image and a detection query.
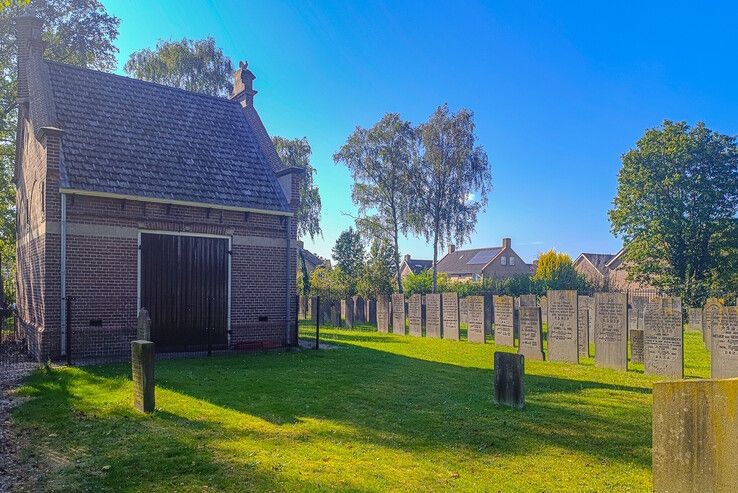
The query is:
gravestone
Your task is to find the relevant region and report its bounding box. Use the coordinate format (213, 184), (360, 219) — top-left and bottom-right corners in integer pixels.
(519, 294), (536, 307)
(392, 294), (406, 335)
(131, 340), (155, 413)
(484, 293), (494, 336)
(494, 352), (525, 409)
(711, 305), (738, 379)
(442, 292), (460, 340)
(408, 294), (423, 336)
(344, 298), (355, 328)
(425, 293), (442, 338)
(627, 308), (638, 337)
(320, 298), (333, 325)
(653, 379), (738, 493)
(547, 290), (579, 363)
(366, 299), (377, 325)
(331, 301), (342, 327)
(467, 296), (487, 343)
(594, 292), (628, 370)
(298, 296), (306, 319)
(494, 295), (515, 347)
(353, 296), (366, 324)
(539, 295), (548, 325)
(629, 294), (650, 320)
(137, 308), (152, 341)
(341, 299), (346, 320)
(687, 307), (703, 333)
(643, 301), (683, 378)
(630, 328), (644, 364)
(518, 306), (544, 361)
(703, 299), (722, 350)
(577, 304), (589, 358)
(377, 296), (390, 333)
(459, 298), (468, 325)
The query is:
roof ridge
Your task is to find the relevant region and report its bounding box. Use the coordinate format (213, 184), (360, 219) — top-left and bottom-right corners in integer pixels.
(44, 59), (239, 106)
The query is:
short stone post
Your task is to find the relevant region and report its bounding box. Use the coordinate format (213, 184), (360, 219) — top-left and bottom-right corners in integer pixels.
(494, 352), (525, 409)
(137, 308), (152, 341)
(131, 340), (155, 413)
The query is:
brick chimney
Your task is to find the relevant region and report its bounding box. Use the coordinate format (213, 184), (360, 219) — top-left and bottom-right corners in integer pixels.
(231, 60), (256, 107)
(502, 238), (511, 249)
(15, 15), (44, 103)
(404, 254), (411, 262)
(448, 244), (455, 254)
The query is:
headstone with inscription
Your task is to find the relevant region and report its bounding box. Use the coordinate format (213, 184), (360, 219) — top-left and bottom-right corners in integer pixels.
(643, 301), (683, 378)
(467, 296), (487, 343)
(459, 298), (468, 325)
(547, 290), (579, 363)
(594, 292), (628, 370)
(494, 295), (515, 347)
(577, 304), (589, 357)
(442, 292), (460, 340)
(131, 340), (155, 413)
(331, 301), (342, 327)
(353, 296), (365, 324)
(484, 293), (494, 336)
(703, 299), (722, 350)
(425, 294), (442, 338)
(494, 352), (525, 409)
(137, 308), (152, 341)
(519, 294), (536, 307)
(711, 305), (738, 379)
(630, 328), (644, 364)
(539, 295), (548, 325)
(408, 294), (423, 336)
(687, 307), (702, 333)
(344, 298), (355, 328)
(392, 294), (406, 335)
(627, 308), (638, 337)
(518, 306), (544, 361)
(377, 296), (390, 333)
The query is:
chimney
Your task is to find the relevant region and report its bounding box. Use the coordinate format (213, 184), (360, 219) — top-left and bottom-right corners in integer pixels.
(404, 254), (411, 262)
(502, 238), (511, 249)
(231, 60), (257, 107)
(15, 15), (44, 103)
(448, 244), (455, 254)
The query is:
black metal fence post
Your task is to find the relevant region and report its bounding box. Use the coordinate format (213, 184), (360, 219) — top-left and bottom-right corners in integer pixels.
(207, 296), (213, 357)
(315, 296), (320, 350)
(294, 294), (299, 347)
(65, 297), (73, 365)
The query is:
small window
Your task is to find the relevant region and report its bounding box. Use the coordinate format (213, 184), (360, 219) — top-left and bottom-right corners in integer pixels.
(501, 256), (507, 266)
(510, 256), (516, 266)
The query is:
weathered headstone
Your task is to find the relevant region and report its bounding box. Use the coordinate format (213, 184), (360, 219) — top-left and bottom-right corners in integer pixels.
(459, 297), (468, 325)
(711, 305), (738, 379)
(687, 307), (703, 333)
(344, 298), (355, 328)
(442, 292), (460, 340)
(137, 308), (152, 341)
(577, 304), (589, 358)
(643, 301), (683, 378)
(392, 294), (405, 335)
(131, 340), (155, 413)
(493, 295), (515, 347)
(353, 296), (366, 324)
(519, 294), (536, 307)
(703, 299), (722, 350)
(366, 299), (377, 325)
(331, 300), (342, 327)
(377, 295), (390, 333)
(627, 308), (638, 337)
(467, 296), (487, 343)
(425, 293), (442, 338)
(484, 293), (494, 336)
(547, 290), (579, 363)
(539, 295), (548, 325)
(653, 378), (738, 493)
(298, 296), (306, 319)
(518, 306), (544, 361)
(577, 295), (593, 354)
(494, 352), (525, 409)
(630, 328), (644, 364)
(594, 292), (628, 370)
(408, 294), (423, 336)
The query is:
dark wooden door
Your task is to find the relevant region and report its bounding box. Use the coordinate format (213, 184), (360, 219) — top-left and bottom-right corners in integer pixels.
(140, 233), (228, 352)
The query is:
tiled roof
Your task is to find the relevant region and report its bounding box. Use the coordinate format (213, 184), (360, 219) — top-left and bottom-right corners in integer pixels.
(436, 247), (502, 275)
(300, 248), (324, 269)
(578, 253), (615, 276)
(45, 61), (290, 213)
(403, 259), (433, 274)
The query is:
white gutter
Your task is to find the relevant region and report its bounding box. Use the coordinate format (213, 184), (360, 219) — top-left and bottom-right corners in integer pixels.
(60, 192), (67, 356)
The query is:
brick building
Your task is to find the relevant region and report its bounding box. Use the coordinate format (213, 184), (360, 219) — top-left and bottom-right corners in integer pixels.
(14, 16), (302, 362)
(435, 238), (531, 281)
(573, 250), (657, 292)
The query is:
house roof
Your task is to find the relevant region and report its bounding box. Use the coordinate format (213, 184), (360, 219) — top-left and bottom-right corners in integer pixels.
(575, 253), (616, 276)
(402, 258), (433, 274)
(43, 61), (290, 213)
(436, 247), (502, 275)
(300, 248), (324, 269)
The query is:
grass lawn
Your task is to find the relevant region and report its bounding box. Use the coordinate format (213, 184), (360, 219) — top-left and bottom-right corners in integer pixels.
(11, 323), (709, 492)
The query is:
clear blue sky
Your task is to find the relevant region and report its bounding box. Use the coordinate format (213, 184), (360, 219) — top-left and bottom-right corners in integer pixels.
(103, 0), (738, 263)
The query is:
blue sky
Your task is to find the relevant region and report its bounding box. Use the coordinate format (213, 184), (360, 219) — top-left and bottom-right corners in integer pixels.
(103, 0), (738, 263)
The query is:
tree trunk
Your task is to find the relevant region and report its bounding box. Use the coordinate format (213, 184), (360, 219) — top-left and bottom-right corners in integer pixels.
(393, 223), (403, 294)
(432, 229), (439, 293)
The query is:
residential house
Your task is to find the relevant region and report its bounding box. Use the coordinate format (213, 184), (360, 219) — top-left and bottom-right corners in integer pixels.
(399, 254), (433, 279)
(14, 16), (302, 362)
(574, 250), (657, 292)
(435, 238), (530, 281)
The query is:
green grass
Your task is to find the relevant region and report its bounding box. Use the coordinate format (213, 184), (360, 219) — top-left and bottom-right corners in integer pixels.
(12, 324), (710, 492)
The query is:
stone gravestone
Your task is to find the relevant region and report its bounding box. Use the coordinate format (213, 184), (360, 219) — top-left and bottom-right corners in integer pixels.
(518, 306), (544, 361)
(459, 298), (468, 325)
(366, 299), (377, 325)
(687, 307), (703, 333)
(577, 304), (589, 358)
(627, 308), (638, 337)
(711, 305), (738, 379)
(539, 295), (548, 325)
(331, 300), (342, 327)
(643, 301), (683, 378)
(377, 296), (390, 333)
(577, 295), (592, 355)
(594, 292), (628, 370)
(442, 292), (460, 340)
(425, 294), (442, 338)
(467, 296), (486, 343)
(131, 340), (155, 413)
(519, 294), (536, 307)
(353, 296), (366, 324)
(494, 295), (515, 347)
(137, 308), (152, 341)
(408, 294), (423, 337)
(484, 293), (494, 337)
(653, 379), (738, 493)
(298, 296), (306, 319)
(547, 290), (579, 363)
(321, 298), (333, 326)
(344, 298), (355, 328)
(494, 352), (525, 409)
(629, 327), (644, 364)
(703, 299), (722, 350)
(392, 294), (406, 335)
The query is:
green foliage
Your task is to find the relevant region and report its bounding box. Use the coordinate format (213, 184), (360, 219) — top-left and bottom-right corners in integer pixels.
(124, 37), (233, 97)
(0, 0), (119, 302)
(406, 104), (492, 292)
(331, 227), (364, 286)
(308, 265), (349, 303)
(609, 121), (738, 305)
(273, 136), (322, 240)
(0, 1), (30, 11)
(356, 239), (395, 298)
(333, 113), (415, 292)
(532, 249), (591, 292)
(445, 276), (539, 297)
(402, 269), (449, 296)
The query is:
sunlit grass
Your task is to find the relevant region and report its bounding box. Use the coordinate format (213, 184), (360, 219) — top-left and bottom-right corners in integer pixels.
(12, 323), (709, 492)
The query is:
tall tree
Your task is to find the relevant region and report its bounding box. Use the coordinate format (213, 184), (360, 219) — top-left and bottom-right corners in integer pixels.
(333, 113), (415, 292)
(356, 239), (395, 299)
(331, 227), (364, 289)
(273, 136), (322, 240)
(407, 104), (491, 292)
(609, 120), (738, 305)
(124, 37), (233, 97)
(532, 250), (590, 292)
(0, 0), (119, 300)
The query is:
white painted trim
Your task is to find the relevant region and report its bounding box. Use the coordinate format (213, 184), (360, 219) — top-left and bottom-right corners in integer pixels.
(58, 187), (294, 217)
